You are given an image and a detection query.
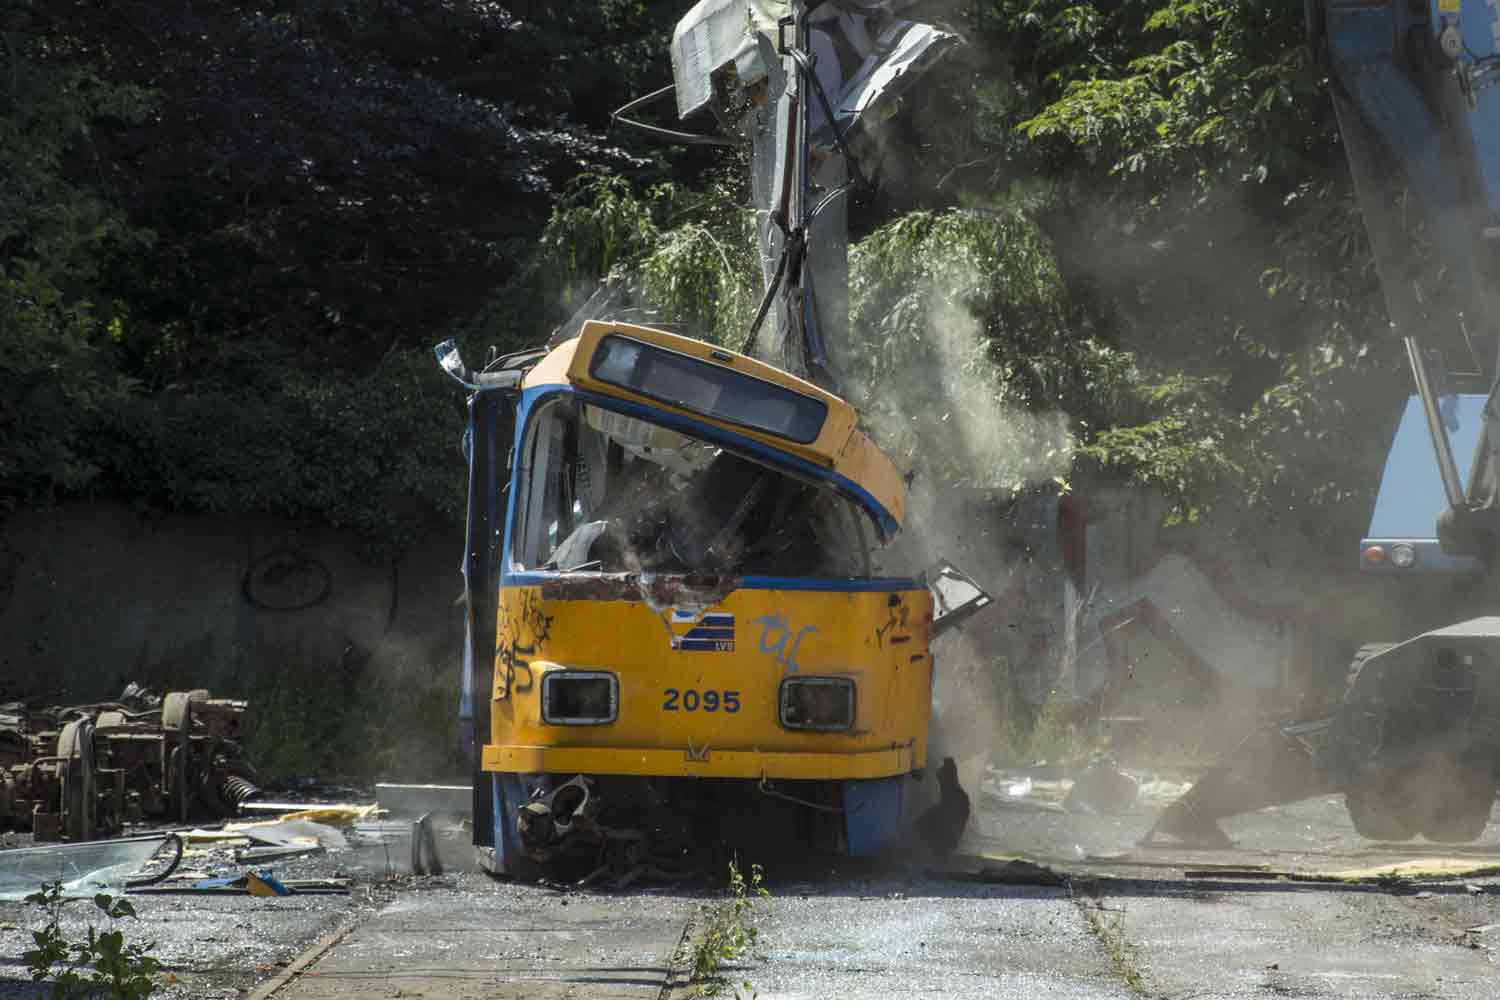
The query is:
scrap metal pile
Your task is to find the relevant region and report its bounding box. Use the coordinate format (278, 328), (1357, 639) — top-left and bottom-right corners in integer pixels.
(0, 686), (261, 841)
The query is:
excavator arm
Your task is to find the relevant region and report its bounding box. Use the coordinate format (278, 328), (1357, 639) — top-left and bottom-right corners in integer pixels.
(1313, 0), (1500, 547)
(1152, 0), (1500, 845)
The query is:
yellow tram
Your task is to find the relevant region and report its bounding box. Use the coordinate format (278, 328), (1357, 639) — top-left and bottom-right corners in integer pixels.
(438, 322), (985, 877)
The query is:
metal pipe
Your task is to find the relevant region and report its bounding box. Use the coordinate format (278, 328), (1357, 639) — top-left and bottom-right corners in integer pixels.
(611, 85), (737, 147)
(1406, 334), (1468, 509)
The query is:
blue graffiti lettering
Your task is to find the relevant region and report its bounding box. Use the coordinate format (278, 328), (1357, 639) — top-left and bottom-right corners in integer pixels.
(750, 614), (818, 673)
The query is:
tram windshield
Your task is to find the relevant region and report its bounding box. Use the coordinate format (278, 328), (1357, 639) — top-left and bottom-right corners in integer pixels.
(512, 397), (876, 578)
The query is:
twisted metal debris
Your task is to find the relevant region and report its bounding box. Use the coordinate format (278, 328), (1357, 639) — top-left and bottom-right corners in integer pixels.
(1, 685), (260, 841)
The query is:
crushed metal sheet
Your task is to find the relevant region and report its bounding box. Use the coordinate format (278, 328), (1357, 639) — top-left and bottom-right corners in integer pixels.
(258, 804), (380, 826)
(242, 819), (349, 850)
(183, 805), (378, 843)
(375, 783), (471, 817)
(181, 830), (253, 845)
(247, 870), (292, 897)
(128, 876), (349, 896)
(981, 766), (1192, 816)
(235, 845), (327, 864)
(237, 801), (361, 815)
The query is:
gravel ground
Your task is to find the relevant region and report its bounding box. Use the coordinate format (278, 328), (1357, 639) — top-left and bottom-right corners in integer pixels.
(4, 778), (1500, 998)
(0, 813), (462, 997)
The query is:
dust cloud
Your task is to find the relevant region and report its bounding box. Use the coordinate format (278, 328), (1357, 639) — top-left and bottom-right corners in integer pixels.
(855, 264), (1076, 807)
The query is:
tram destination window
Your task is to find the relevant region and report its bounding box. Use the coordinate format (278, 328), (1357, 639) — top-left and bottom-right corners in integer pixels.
(590, 335), (827, 444)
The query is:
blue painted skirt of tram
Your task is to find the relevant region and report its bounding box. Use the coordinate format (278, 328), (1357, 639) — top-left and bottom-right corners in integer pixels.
(492, 773), (533, 873)
(842, 776), (906, 855)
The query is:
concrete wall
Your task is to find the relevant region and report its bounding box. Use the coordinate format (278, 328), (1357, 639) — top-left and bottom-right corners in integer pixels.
(0, 491), (1454, 769)
(0, 501), (464, 705)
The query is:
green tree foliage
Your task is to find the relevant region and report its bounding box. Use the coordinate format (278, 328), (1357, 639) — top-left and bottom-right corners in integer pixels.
(99, 348), (464, 553)
(0, 1), (689, 545)
(0, 5), (150, 511)
(77, 0), (648, 365)
(848, 205), (1095, 491)
(0, 0), (1438, 556)
(0, 4), (462, 547)
(483, 169), (756, 349)
(937, 0), (1407, 532)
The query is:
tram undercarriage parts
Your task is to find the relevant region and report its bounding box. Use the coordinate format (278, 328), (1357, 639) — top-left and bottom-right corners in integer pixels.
(0, 687), (260, 841)
(514, 775), (700, 886)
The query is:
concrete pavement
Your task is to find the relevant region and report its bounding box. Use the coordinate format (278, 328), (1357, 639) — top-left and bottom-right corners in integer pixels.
(740, 879), (1131, 1000)
(9, 787), (1500, 998)
(271, 882), (696, 1000)
(257, 789), (1500, 1000)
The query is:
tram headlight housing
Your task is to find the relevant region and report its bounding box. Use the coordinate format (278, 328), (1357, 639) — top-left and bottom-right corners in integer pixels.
(780, 677), (856, 731)
(541, 671), (618, 726)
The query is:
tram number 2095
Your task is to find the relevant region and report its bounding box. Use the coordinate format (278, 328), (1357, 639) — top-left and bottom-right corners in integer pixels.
(663, 688), (741, 713)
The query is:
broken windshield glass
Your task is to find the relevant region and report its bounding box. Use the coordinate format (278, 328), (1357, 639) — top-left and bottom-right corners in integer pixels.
(513, 397), (874, 577)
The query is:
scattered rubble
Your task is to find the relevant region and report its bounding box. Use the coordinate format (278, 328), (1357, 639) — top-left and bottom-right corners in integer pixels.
(128, 871), (350, 897)
(1, 685), (259, 840)
(1062, 758), (1140, 816)
(974, 858), (1068, 887)
(0, 801), (379, 902)
(983, 762), (1189, 818)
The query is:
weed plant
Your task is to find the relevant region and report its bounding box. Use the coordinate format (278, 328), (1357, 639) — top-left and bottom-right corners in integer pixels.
(690, 859), (769, 998)
(23, 882), (162, 999)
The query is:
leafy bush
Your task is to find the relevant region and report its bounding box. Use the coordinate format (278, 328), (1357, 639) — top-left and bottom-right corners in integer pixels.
(95, 346), (464, 556)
